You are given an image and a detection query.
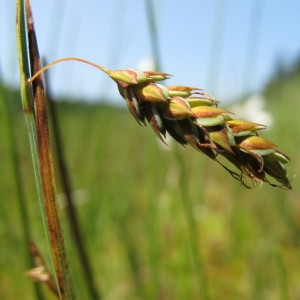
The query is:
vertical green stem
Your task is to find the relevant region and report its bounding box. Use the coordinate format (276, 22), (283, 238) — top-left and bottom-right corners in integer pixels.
(16, 0), (75, 298)
(174, 148), (209, 300)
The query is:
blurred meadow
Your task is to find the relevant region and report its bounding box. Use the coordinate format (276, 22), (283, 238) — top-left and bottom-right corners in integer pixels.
(1, 0), (300, 299)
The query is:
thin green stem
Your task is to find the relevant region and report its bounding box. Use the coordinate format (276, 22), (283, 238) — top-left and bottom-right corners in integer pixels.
(29, 57), (110, 83)
(16, 0), (75, 298)
(174, 147), (210, 300)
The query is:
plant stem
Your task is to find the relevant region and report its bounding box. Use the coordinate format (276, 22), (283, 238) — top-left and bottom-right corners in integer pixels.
(174, 147), (210, 300)
(29, 57), (110, 83)
(16, 0), (75, 298)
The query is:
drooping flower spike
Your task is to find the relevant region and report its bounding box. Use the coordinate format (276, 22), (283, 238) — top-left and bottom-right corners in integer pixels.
(29, 58), (292, 189)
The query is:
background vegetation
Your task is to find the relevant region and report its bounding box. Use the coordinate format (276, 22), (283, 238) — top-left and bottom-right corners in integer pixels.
(1, 1), (300, 299)
(1, 58), (300, 299)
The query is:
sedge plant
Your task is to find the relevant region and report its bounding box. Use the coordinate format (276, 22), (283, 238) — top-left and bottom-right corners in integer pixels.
(30, 57), (292, 190)
(15, 0), (292, 299)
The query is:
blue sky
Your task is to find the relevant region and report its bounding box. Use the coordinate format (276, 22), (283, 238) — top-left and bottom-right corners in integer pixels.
(1, 0), (300, 104)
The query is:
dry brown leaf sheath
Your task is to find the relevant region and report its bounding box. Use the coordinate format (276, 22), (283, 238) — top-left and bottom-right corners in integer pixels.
(24, 1), (74, 298)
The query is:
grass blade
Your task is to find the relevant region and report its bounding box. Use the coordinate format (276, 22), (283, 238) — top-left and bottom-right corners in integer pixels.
(175, 147), (210, 300)
(16, 0), (75, 298)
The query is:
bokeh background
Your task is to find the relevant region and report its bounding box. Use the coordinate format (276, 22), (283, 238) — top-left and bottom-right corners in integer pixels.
(1, 0), (300, 299)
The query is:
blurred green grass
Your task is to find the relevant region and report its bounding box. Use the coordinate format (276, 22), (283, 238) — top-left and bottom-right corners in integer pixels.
(1, 64), (300, 299)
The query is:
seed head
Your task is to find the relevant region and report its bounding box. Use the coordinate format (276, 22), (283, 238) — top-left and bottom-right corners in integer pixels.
(108, 69), (171, 88)
(111, 68), (292, 189)
(161, 97), (194, 120)
(134, 83), (169, 103)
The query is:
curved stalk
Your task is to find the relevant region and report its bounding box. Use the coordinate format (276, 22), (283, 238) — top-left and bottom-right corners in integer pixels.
(29, 57), (111, 83)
